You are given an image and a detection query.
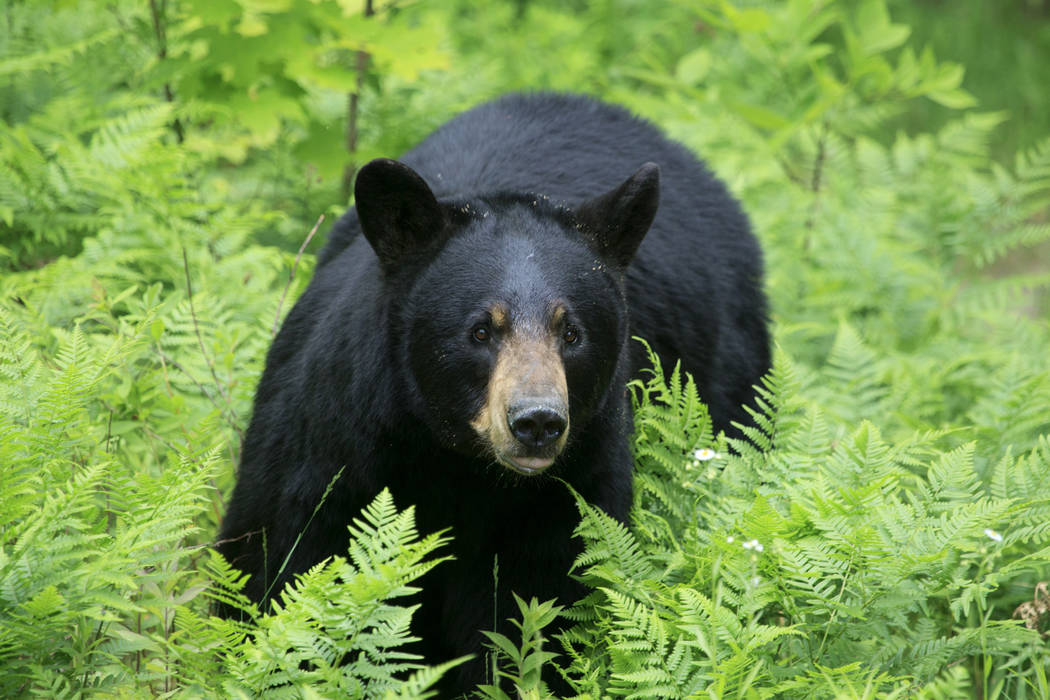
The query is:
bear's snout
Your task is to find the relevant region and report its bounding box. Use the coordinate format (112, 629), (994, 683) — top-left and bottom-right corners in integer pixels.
(470, 323), (571, 475)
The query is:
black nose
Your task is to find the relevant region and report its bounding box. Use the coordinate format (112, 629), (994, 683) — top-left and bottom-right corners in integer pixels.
(508, 404), (567, 449)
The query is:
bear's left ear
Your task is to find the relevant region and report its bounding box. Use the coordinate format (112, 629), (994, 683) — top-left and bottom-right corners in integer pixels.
(355, 158), (446, 271)
(574, 163), (660, 268)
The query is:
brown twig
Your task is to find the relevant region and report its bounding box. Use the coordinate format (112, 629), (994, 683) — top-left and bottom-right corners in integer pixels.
(180, 247), (237, 418)
(154, 347), (243, 442)
(147, 0), (184, 143)
(803, 119), (830, 252)
(272, 214), (324, 338)
(342, 0), (375, 199)
(810, 120), (828, 196)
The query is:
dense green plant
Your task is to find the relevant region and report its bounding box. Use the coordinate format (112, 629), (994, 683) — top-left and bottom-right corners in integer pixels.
(159, 0), (449, 171)
(188, 489), (461, 698)
(478, 595), (565, 700)
(0, 312), (458, 695)
(887, 0), (1050, 160)
(550, 346), (1050, 697)
(1, 0), (1049, 697)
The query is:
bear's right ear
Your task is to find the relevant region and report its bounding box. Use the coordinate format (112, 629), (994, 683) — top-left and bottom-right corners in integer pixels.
(354, 158), (445, 271)
(574, 163), (660, 269)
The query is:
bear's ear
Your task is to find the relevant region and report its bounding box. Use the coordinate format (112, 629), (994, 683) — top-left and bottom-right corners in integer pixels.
(574, 163), (660, 268)
(354, 158), (445, 270)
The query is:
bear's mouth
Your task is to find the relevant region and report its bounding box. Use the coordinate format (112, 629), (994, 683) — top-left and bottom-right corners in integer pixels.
(499, 454), (556, 476)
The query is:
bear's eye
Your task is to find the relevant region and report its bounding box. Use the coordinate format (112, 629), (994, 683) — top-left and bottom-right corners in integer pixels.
(471, 324), (491, 343)
(563, 325), (579, 344)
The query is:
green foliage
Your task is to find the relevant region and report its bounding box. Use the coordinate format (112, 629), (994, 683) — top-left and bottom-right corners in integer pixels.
(0, 309), (221, 695)
(163, 0), (449, 171)
(555, 348), (1050, 698)
(479, 595), (564, 700)
(0, 325), (459, 695)
(182, 489), (460, 698)
(1, 0), (1048, 697)
(888, 0), (1050, 161)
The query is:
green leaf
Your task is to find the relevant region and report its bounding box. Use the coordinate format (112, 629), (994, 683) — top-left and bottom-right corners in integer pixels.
(727, 100), (791, 131)
(675, 49), (712, 85)
(721, 2), (771, 34)
(855, 0), (911, 55)
(21, 585), (66, 618)
(928, 88), (977, 110)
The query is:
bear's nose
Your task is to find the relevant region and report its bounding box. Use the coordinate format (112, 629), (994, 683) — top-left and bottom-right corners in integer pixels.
(507, 404), (567, 450)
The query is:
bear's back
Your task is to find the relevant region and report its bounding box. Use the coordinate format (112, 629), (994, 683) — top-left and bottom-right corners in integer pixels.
(322, 94), (718, 262)
(401, 94), (690, 200)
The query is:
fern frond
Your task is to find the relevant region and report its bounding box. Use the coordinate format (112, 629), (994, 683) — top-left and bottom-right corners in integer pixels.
(572, 498), (657, 587)
(218, 489), (456, 697)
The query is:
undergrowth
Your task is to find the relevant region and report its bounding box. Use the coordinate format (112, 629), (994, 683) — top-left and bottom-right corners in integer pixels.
(1, 0), (1048, 697)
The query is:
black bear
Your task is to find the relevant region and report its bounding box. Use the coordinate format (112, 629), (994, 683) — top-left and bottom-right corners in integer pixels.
(218, 93), (769, 693)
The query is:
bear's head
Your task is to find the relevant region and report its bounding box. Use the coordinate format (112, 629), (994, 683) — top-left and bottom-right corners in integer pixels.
(354, 158), (659, 476)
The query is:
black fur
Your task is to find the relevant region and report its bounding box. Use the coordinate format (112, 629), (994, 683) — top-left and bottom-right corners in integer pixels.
(218, 93), (769, 694)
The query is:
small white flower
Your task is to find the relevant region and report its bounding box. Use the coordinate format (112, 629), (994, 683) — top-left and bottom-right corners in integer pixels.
(984, 528), (1003, 543)
(751, 576), (761, 587)
(726, 536), (735, 544)
(742, 539), (763, 552)
(694, 448), (720, 461)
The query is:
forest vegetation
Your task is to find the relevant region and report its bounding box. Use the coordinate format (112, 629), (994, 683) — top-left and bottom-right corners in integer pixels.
(1, 0), (1049, 697)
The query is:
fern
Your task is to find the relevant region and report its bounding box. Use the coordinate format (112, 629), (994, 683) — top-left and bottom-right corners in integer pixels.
(209, 489), (458, 698)
(559, 340), (1050, 696)
(2, 0), (1050, 696)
